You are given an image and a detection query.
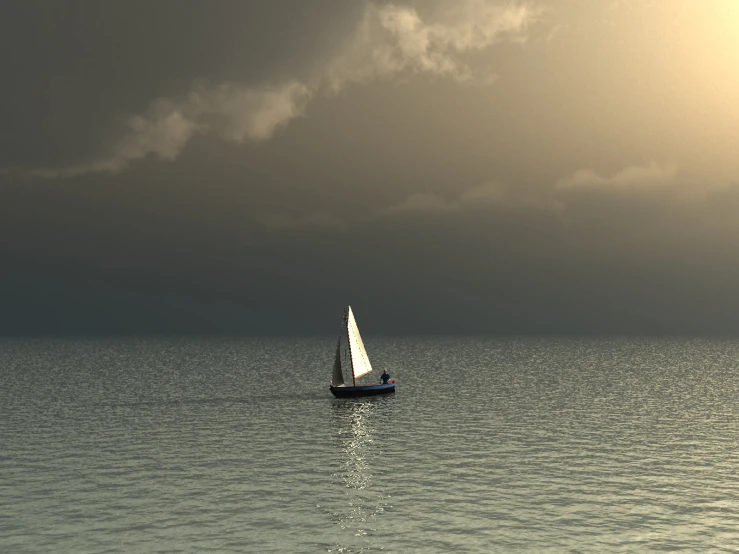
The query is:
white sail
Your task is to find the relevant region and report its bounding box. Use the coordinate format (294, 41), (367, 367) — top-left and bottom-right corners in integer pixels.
(346, 306), (373, 380)
(331, 340), (345, 386)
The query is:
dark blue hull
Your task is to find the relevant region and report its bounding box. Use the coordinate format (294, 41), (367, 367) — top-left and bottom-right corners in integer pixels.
(329, 383), (396, 398)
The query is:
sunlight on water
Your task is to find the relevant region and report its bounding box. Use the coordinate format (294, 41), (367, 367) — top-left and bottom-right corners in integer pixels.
(325, 399), (394, 551)
(2, 337), (739, 552)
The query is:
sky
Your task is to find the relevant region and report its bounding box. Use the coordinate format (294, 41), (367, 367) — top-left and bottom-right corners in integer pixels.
(2, 0), (739, 335)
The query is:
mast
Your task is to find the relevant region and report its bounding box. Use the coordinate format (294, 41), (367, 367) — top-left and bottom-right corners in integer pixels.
(331, 331), (344, 387)
(345, 306), (356, 387)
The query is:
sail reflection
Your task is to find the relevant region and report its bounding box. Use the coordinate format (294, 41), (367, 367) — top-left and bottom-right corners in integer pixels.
(328, 398), (392, 539)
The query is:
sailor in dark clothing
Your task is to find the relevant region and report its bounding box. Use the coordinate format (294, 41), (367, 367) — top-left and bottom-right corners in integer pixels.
(380, 370), (391, 384)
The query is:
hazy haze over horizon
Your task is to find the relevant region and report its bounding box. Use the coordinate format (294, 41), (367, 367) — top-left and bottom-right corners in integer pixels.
(3, 0), (739, 335)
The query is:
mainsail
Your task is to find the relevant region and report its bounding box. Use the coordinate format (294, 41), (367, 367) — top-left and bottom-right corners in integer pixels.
(331, 340), (345, 387)
(346, 306), (373, 380)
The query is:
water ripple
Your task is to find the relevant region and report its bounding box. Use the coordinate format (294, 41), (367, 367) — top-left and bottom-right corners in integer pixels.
(3, 337), (739, 552)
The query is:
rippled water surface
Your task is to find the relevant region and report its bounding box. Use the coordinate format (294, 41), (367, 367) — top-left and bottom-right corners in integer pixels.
(3, 337), (739, 552)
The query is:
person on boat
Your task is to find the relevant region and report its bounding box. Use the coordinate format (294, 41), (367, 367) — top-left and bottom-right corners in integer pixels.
(380, 370), (391, 384)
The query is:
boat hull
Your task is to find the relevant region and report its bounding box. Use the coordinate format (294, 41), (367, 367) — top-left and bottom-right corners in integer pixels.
(329, 383), (396, 398)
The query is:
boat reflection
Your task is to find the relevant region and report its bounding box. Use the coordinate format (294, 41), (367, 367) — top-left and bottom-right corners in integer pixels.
(328, 398), (392, 539)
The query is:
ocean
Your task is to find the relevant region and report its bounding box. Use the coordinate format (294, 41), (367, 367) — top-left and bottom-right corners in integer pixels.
(2, 337), (739, 552)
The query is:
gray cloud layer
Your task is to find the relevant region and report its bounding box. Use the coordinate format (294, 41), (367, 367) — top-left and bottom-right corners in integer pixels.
(4, 0), (739, 336)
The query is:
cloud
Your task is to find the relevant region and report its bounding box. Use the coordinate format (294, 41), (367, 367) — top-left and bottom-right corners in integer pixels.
(326, 1), (537, 90)
(377, 179), (564, 220)
(18, 1), (538, 178)
(255, 211), (346, 230)
(459, 181), (508, 203)
(263, 161), (677, 228)
(197, 82), (313, 143)
(462, 182), (565, 213)
(381, 192), (460, 215)
(27, 82), (312, 179)
(556, 161), (678, 190)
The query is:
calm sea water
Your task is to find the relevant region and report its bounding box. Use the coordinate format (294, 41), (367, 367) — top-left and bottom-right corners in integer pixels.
(3, 337), (739, 552)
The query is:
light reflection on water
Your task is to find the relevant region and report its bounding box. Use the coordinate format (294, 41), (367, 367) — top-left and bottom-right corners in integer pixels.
(327, 398), (393, 545)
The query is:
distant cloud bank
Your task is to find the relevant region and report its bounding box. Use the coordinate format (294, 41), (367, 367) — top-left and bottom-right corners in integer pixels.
(556, 162), (678, 191)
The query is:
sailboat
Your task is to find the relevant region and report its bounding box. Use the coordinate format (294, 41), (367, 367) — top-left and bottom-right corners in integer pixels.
(329, 306), (396, 398)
